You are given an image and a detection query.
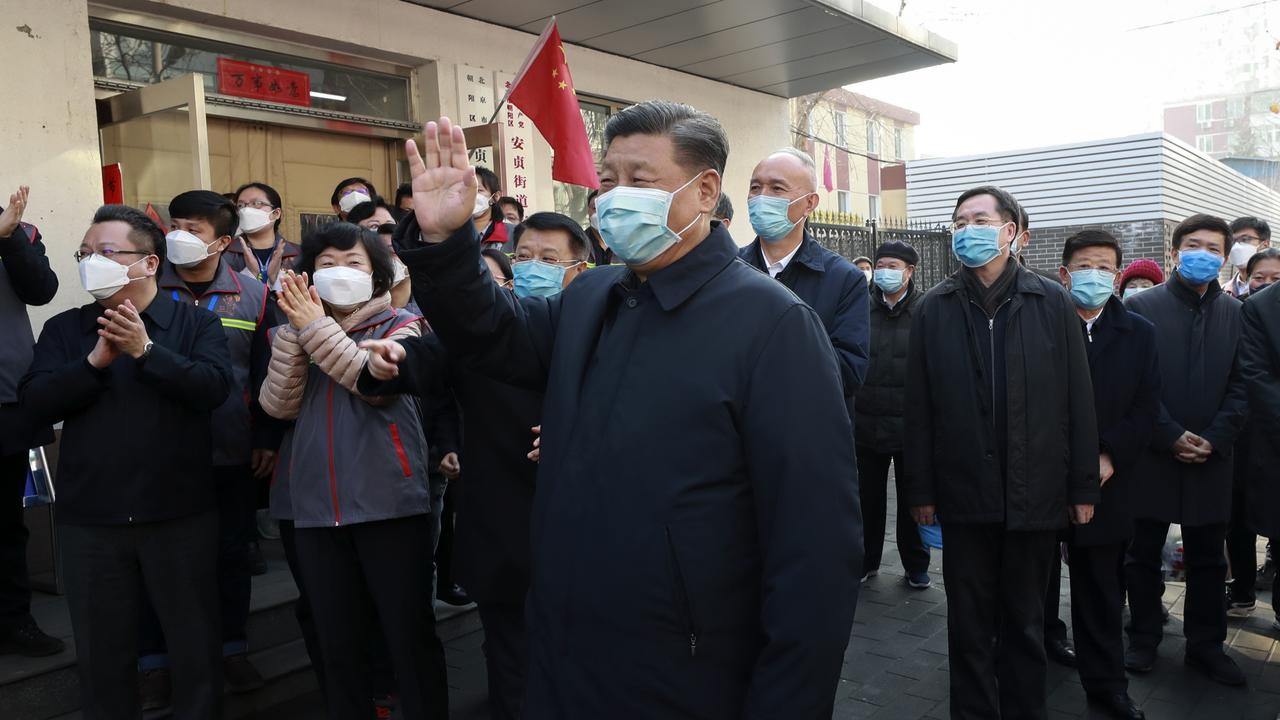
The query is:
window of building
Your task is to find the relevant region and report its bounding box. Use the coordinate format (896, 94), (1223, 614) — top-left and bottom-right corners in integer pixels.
(868, 195), (880, 220)
(894, 127), (904, 160)
(89, 20), (411, 121)
(866, 120), (879, 155)
(834, 110), (848, 147)
(1196, 135), (1214, 153)
(1227, 96), (1246, 119)
(837, 190), (852, 214)
(1196, 102), (1213, 126)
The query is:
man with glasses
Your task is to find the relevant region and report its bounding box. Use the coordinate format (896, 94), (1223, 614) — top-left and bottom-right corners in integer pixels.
(0, 186), (63, 659)
(904, 185), (1099, 719)
(510, 212), (591, 298)
(1226, 217), (1271, 299)
(21, 205), (232, 719)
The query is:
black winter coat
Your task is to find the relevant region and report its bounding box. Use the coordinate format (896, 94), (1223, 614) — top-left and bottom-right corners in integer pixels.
(359, 334), (540, 607)
(1238, 282), (1280, 537)
(1125, 277), (1247, 526)
(902, 263), (1100, 530)
(738, 232), (870, 413)
(854, 282), (920, 452)
(1071, 297), (1161, 546)
(397, 219), (862, 719)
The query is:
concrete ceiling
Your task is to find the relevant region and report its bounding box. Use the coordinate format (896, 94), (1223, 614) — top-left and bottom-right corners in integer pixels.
(402, 0), (957, 98)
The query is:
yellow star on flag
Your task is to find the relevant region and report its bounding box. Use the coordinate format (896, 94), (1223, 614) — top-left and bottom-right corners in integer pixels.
(552, 69), (559, 77)
(558, 81), (568, 90)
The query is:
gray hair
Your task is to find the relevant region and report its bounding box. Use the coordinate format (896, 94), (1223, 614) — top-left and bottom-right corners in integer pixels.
(768, 147), (818, 191)
(604, 100), (729, 175)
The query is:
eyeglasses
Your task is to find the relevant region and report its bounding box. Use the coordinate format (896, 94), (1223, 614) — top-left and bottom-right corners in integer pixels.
(376, 223), (397, 235)
(236, 200), (275, 210)
(947, 218), (1008, 233)
(512, 258), (583, 268)
(1234, 235), (1263, 244)
(73, 249), (150, 262)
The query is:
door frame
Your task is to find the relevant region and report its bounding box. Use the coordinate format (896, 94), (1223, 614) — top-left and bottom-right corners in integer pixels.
(97, 73), (212, 190)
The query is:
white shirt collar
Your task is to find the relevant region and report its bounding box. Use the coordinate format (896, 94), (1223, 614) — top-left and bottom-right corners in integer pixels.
(1234, 274), (1251, 296)
(762, 242), (802, 279)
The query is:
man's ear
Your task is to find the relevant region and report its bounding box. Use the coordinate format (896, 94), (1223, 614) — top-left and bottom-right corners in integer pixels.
(214, 235), (233, 254)
(1058, 265), (1072, 288)
(698, 170), (721, 214)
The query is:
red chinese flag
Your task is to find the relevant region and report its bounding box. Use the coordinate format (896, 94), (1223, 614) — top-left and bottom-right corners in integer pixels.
(506, 22), (599, 189)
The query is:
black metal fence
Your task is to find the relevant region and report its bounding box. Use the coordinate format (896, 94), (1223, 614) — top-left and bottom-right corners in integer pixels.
(808, 218), (958, 289)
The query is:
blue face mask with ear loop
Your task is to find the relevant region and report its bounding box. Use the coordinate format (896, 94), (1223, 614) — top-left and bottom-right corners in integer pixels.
(512, 260), (572, 299)
(595, 173), (704, 266)
(1176, 248), (1225, 285)
(748, 193), (811, 242)
(951, 222), (1013, 268)
(1068, 269), (1116, 309)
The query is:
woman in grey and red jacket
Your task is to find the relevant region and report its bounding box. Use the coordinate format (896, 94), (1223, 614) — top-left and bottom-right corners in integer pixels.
(260, 223), (448, 720)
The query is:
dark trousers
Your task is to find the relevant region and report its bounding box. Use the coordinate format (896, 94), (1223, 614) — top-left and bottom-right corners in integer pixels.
(436, 482), (457, 592)
(279, 519), (326, 691)
(943, 523), (1057, 720)
(1226, 478), (1259, 604)
(478, 602), (528, 720)
(139, 465), (256, 665)
(294, 515), (449, 720)
(856, 447), (929, 575)
(1045, 540), (1129, 696)
(0, 452), (31, 631)
(1126, 519), (1227, 656)
(60, 512), (222, 720)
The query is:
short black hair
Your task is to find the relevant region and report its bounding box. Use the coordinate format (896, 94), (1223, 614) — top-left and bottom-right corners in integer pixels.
(1172, 213), (1233, 253)
(234, 182), (283, 232)
(496, 196), (525, 221)
(513, 212), (592, 261)
(169, 190), (239, 239)
(394, 183), (413, 207)
(346, 195), (394, 226)
(1017, 205), (1030, 232)
(604, 100), (729, 175)
(92, 204), (166, 263)
(1231, 216), (1271, 242)
(714, 193), (734, 221)
(953, 185), (1022, 225)
(1246, 247), (1280, 276)
(1061, 229), (1123, 268)
(297, 222), (394, 299)
(330, 177), (376, 207)
(586, 189), (599, 206)
(475, 167), (502, 196)
(481, 247), (513, 282)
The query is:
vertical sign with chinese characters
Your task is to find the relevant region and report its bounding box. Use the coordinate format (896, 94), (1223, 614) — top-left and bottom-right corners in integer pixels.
(455, 64), (494, 170)
(101, 164), (124, 205)
(495, 71), (537, 210)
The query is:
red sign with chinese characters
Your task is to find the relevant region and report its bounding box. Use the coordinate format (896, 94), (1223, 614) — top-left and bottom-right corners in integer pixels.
(101, 164), (123, 204)
(216, 58), (311, 107)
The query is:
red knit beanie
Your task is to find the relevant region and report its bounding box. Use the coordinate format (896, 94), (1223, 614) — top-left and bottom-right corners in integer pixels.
(1120, 259), (1164, 288)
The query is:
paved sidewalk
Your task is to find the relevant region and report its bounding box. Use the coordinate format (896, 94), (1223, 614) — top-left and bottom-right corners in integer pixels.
(262, 486), (1280, 720)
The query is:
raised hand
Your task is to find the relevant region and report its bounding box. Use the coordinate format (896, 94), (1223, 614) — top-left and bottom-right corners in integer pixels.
(277, 271), (324, 330)
(405, 117), (478, 243)
(0, 185), (29, 238)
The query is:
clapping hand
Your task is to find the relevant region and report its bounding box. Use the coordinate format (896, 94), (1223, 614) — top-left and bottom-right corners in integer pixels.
(405, 117), (479, 243)
(0, 185), (29, 238)
(99, 300), (152, 359)
(277, 271), (324, 330)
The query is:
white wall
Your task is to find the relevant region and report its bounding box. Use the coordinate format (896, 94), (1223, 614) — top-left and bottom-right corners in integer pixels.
(1, 0), (103, 329)
(106, 0), (793, 247)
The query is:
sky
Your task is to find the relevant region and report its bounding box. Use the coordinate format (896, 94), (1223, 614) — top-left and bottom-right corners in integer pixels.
(848, 0), (1280, 157)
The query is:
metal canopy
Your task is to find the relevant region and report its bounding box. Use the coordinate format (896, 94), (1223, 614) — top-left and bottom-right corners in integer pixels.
(403, 0), (957, 98)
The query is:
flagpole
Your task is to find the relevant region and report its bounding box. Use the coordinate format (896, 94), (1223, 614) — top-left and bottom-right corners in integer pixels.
(486, 17), (556, 125)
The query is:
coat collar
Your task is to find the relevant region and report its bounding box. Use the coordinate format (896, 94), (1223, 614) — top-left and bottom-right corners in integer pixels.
(741, 230), (827, 275)
(342, 293), (394, 333)
(158, 258), (243, 296)
(79, 286), (176, 333)
(872, 281), (919, 317)
(644, 224), (739, 312)
(936, 259), (1048, 297)
(1167, 272), (1222, 308)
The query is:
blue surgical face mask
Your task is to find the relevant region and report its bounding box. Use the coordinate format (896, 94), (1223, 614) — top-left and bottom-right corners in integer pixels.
(512, 260), (571, 299)
(951, 223), (1011, 268)
(748, 193), (810, 242)
(873, 268), (906, 294)
(1068, 269), (1116, 309)
(1122, 285), (1151, 300)
(1176, 248), (1224, 285)
(595, 174), (703, 266)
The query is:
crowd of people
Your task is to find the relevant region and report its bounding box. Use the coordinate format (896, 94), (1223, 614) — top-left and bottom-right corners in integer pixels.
(1, 98), (1280, 720)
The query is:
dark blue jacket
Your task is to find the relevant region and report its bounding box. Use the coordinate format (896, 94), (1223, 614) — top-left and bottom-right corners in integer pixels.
(1237, 283), (1280, 537)
(738, 232), (870, 414)
(397, 218), (861, 719)
(1073, 296), (1161, 546)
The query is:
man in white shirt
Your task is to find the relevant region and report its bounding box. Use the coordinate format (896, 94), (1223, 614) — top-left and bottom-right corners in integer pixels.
(1227, 217), (1271, 298)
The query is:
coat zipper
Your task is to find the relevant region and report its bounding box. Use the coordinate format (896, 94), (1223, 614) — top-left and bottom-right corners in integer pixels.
(665, 527), (699, 658)
(971, 297), (1012, 428)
